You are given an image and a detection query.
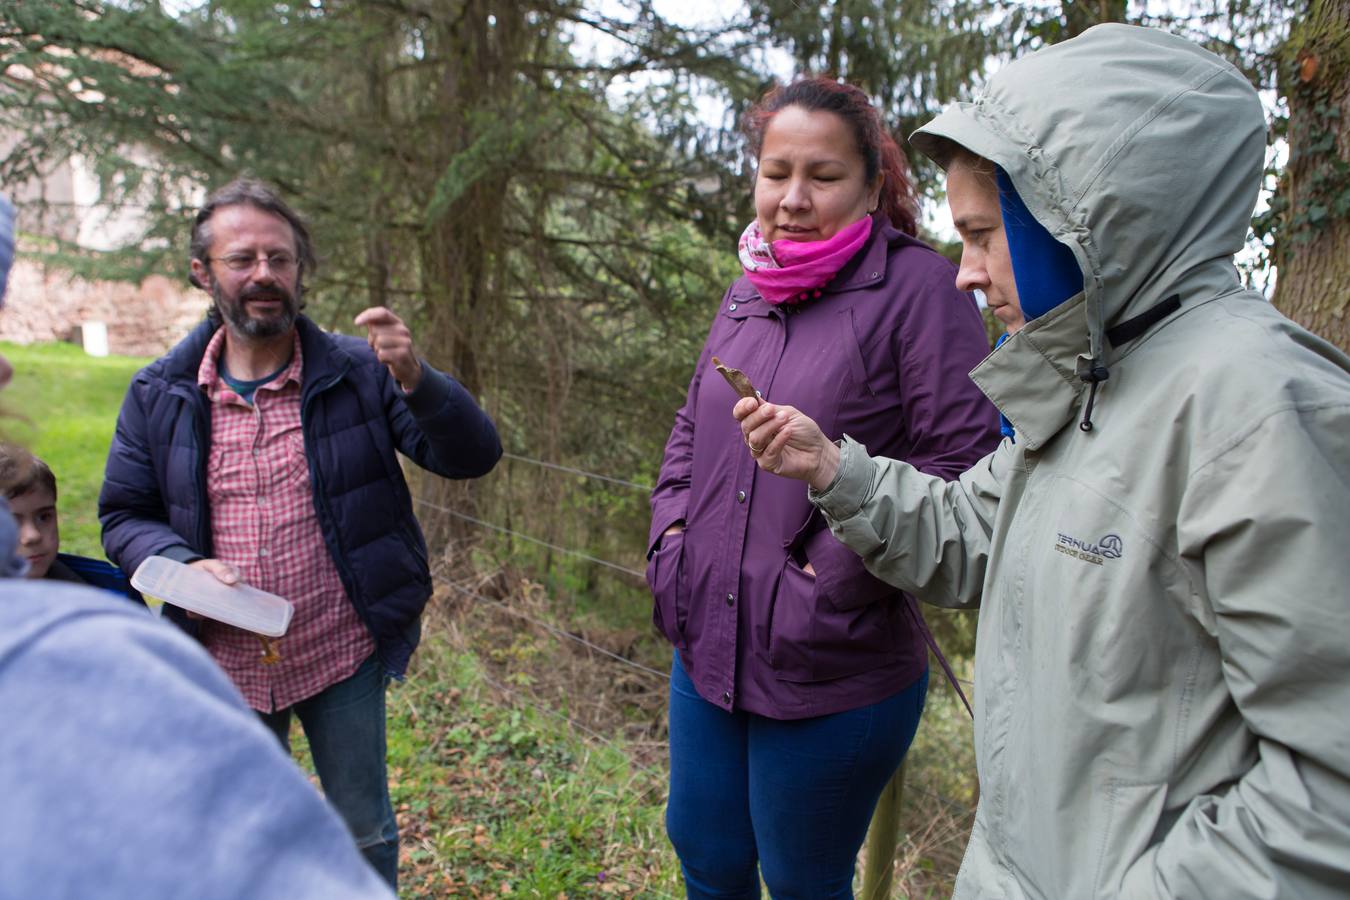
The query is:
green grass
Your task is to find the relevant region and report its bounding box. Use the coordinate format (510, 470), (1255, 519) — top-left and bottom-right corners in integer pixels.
(284, 621), (682, 897)
(385, 640), (679, 896)
(3, 341), (150, 558)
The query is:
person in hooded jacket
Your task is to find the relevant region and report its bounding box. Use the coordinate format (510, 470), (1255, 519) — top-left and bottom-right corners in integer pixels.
(735, 24), (1350, 900)
(650, 77), (1000, 898)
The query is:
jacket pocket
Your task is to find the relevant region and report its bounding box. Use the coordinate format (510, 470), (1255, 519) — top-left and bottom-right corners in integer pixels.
(1090, 778), (1167, 897)
(271, 431), (312, 489)
(799, 524), (897, 613)
(646, 530), (689, 649)
(837, 309), (874, 397)
(206, 445), (249, 504)
(768, 555), (899, 683)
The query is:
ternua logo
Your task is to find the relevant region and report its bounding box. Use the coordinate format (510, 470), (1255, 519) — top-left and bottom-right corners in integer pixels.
(1054, 532), (1123, 566)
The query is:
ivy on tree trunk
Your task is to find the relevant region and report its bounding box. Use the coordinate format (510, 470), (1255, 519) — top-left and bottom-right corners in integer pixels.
(1272, 0), (1350, 352)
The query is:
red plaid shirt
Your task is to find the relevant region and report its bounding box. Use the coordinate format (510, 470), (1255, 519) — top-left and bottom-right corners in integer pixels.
(197, 327), (375, 712)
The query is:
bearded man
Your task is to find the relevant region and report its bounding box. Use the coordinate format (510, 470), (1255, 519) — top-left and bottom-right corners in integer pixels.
(100, 178), (501, 889)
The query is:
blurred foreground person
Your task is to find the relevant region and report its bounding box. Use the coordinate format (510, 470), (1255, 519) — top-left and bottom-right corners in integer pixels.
(0, 195), (393, 898)
(737, 25), (1350, 899)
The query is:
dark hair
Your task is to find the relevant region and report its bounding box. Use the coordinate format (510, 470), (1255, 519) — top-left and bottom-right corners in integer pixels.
(0, 445), (56, 502)
(188, 177), (316, 292)
(947, 145), (997, 184)
(744, 78), (919, 236)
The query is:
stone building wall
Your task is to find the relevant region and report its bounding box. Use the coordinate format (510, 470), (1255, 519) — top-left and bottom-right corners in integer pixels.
(0, 257), (205, 357)
(1, 131), (205, 356)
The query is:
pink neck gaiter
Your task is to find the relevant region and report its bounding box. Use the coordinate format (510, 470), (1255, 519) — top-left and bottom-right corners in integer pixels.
(737, 216), (873, 305)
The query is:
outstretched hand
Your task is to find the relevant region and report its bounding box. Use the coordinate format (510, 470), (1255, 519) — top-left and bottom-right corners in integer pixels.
(733, 397), (840, 492)
(354, 306), (422, 392)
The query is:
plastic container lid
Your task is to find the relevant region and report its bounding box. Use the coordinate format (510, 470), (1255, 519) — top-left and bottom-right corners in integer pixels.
(130, 556), (294, 637)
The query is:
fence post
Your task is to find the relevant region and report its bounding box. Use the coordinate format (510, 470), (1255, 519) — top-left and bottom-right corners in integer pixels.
(861, 760), (906, 899)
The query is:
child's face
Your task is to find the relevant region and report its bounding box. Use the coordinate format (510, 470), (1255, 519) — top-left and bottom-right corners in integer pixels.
(10, 487), (58, 579)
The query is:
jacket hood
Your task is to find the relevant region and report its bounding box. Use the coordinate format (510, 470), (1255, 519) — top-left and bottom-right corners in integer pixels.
(912, 24), (1265, 442)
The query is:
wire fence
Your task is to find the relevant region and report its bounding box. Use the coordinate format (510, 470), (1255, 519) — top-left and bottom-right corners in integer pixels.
(428, 540), (978, 811)
(501, 451), (654, 493)
(414, 497), (647, 579)
(457, 573), (978, 821)
(440, 568), (674, 792)
(422, 448), (978, 695)
(435, 573), (668, 682)
(419, 443), (978, 689)
(434, 566), (982, 825)
(473, 667), (668, 784)
(416, 444), (981, 845)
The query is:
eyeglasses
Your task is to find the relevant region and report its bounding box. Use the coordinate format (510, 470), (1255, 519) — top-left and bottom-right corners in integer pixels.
(208, 252), (298, 274)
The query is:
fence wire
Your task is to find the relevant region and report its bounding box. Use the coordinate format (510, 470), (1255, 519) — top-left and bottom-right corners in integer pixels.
(432, 569), (977, 815)
(416, 492), (976, 687)
(501, 451), (654, 493)
(416, 463), (980, 853)
(414, 497), (647, 579)
(434, 573), (668, 682)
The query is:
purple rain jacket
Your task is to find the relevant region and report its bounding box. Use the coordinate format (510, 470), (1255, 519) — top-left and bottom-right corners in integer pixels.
(648, 219), (1000, 719)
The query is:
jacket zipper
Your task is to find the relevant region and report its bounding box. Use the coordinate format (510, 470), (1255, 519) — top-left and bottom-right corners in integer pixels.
(183, 384), (213, 558)
(300, 370), (384, 656)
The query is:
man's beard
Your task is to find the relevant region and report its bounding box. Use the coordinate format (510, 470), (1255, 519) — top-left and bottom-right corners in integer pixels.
(213, 280), (299, 340)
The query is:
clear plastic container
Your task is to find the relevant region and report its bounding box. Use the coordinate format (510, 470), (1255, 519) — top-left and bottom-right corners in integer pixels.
(130, 556), (294, 637)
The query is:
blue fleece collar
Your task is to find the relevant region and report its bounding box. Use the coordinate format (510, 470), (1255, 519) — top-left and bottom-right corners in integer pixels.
(996, 169), (1081, 321)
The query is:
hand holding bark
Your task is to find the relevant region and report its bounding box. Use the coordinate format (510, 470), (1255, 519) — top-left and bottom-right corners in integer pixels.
(733, 397), (840, 491)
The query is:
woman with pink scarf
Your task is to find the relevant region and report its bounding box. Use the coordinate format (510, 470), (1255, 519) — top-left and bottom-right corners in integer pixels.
(647, 78), (1000, 897)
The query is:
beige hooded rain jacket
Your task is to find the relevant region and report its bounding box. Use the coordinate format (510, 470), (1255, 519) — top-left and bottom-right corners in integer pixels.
(811, 24), (1350, 899)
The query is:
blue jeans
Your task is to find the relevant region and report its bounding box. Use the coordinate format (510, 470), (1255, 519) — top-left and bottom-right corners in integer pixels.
(260, 653), (399, 890)
(666, 652), (927, 899)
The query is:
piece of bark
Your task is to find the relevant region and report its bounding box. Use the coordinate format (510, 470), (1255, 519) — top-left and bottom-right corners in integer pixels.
(711, 356), (761, 400)
(257, 634), (282, 665)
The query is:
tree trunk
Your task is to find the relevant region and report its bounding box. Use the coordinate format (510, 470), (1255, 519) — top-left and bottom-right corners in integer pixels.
(861, 762), (906, 900)
(363, 36), (392, 314)
(1272, 0), (1350, 352)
